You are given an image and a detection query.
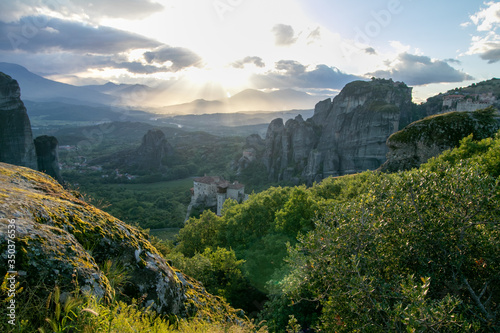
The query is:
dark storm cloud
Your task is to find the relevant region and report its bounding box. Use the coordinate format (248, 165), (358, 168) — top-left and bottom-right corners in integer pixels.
(0, 16), (161, 53)
(366, 53), (474, 85)
(251, 60), (362, 89)
(480, 47), (500, 64)
(272, 24), (297, 46)
(0, 0), (163, 22)
(275, 60), (306, 74)
(111, 61), (171, 74)
(231, 56), (265, 69)
(143, 46), (203, 71)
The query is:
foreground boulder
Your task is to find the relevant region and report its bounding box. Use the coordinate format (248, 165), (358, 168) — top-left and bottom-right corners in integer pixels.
(0, 163), (238, 319)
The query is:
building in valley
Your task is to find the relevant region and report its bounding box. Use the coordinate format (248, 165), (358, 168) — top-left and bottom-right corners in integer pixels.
(186, 175), (248, 218)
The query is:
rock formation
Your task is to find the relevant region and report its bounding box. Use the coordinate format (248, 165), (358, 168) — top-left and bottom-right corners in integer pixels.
(92, 129), (174, 173)
(134, 129), (173, 171)
(259, 79), (413, 183)
(0, 72), (37, 169)
(380, 106), (500, 172)
(34, 135), (64, 185)
(234, 134), (266, 175)
(0, 162), (240, 319)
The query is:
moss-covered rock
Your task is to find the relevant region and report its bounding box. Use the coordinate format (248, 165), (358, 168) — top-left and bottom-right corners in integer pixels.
(380, 107), (500, 172)
(0, 163), (241, 320)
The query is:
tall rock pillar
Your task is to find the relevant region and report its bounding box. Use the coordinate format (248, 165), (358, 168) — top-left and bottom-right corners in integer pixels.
(0, 72), (37, 169)
(34, 135), (64, 185)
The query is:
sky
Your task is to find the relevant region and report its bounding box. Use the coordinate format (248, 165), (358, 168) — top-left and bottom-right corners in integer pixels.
(0, 0), (499, 106)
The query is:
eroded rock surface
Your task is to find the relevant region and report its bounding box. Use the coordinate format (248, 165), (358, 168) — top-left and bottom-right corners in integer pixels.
(260, 79), (413, 183)
(0, 72), (37, 169)
(0, 163), (238, 319)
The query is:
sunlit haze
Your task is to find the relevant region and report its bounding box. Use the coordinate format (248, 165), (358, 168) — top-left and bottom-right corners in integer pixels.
(0, 0), (499, 107)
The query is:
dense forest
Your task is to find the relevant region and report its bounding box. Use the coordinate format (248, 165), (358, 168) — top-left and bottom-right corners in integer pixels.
(155, 131), (500, 332)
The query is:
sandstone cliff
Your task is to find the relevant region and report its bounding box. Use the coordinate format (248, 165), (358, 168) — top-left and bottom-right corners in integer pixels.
(380, 106), (500, 172)
(0, 162), (240, 319)
(0, 72), (37, 169)
(260, 79), (413, 183)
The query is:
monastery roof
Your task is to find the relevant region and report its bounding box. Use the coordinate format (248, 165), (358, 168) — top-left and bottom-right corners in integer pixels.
(443, 94), (465, 99)
(193, 176), (223, 184)
(228, 183), (244, 190)
(193, 176), (245, 190)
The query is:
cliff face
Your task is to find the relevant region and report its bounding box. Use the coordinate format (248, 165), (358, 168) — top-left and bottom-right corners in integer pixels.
(0, 162), (238, 319)
(261, 79), (413, 183)
(380, 107), (500, 172)
(34, 135), (64, 185)
(135, 129), (173, 171)
(0, 72), (37, 169)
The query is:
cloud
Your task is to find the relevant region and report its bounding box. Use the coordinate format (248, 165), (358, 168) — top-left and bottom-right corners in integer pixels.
(0, 0), (163, 22)
(231, 56), (265, 69)
(465, 2), (500, 63)
(469, 1), (500, 31)
(275, 60), (306, 75)
(143, 46), (203, 71)
(0, 16), (161, 53)
(480, 47), (500, 63)
(110, 61), (171, 74)
(251, 60), (362, 89)
(272, 24), (297, 46)
(366, 53), (474, 85)
(444, 58), (461, 64)
(307, 27), (321, 41)
(365, 47), (377, 55)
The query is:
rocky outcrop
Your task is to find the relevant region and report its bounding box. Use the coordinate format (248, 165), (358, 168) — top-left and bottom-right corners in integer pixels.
(134, 129), (173, 171)
(34, 135), (64, 185)
(0, 162), (240, 319)
(92, 129), (174, 173)
(380, 106), (500, 172)
(0, 72), (37, 169)
(259, 79), (413, 183)
(234, 134), (265, 175)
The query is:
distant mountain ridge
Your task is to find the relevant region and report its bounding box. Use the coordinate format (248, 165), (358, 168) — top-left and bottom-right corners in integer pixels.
(155, 88), (329, 114)
(0, 62), (115, 106)
(0, 62), (330, 115)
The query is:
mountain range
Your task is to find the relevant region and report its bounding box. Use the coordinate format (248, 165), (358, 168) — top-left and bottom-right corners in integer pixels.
(0, 62), (330, 115)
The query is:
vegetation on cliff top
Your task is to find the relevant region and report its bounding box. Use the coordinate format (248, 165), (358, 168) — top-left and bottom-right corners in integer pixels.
(388, 106), (500, 147)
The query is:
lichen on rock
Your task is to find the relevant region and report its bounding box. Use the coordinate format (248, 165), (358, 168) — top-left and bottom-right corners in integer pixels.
(0, 162), (241, 320)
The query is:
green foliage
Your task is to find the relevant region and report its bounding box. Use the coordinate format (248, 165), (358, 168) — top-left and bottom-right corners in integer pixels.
(64, 178), (193, 229)
(177, 210), (222, 257)
(274, 186), (319, 237)
(425, 131), (500, 177)
(274, 147), (500, 331)
(170, 247), (257, 310)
